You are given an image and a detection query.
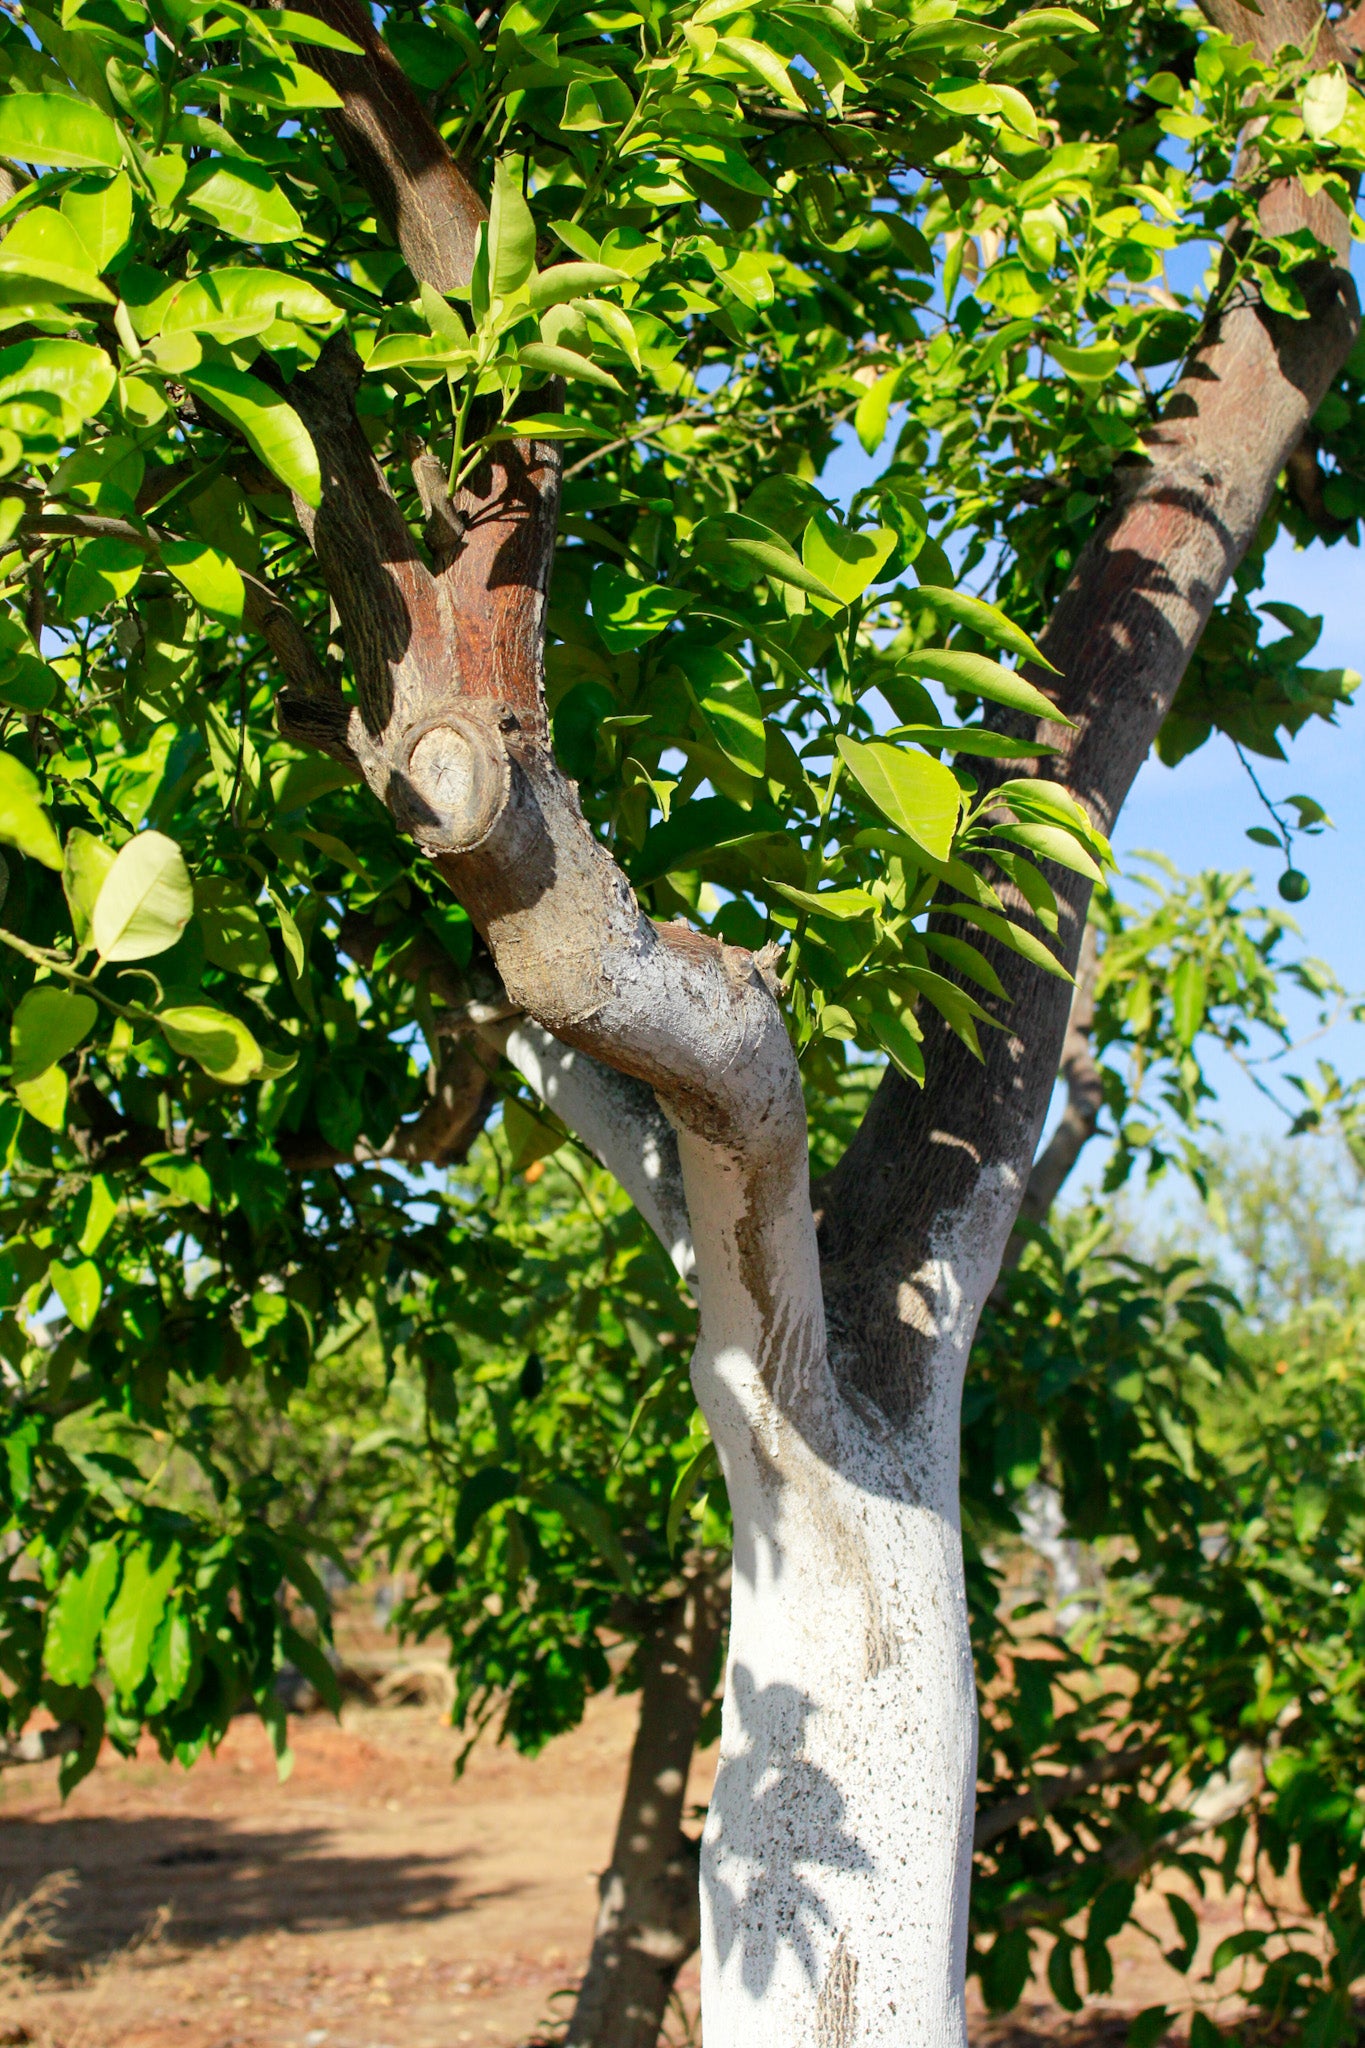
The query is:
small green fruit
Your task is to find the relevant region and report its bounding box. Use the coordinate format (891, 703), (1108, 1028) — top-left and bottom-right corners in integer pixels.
(1278, 868), (1310, 902)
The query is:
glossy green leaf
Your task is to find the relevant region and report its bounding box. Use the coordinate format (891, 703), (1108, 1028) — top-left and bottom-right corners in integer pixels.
(590, 565), (688, 650)
(529, 263), (629, 310)
(161, 269), (339, 342)
(771, 883), (878, 919)
(519, 342), (623, 392)
(0, 338), (116, 433)
(161, 539), (246, 621)
(91, 831), (194, 962)
(912, 586), (1058, 672)
(63, 828), (117, 947)
(181, 364), (321, 506)
(0, 95), (122, 170)
(900, 649), (1069, 724)
(181, 160), (304, 244)
(102, 1541), (180, 1697)
(50, 1256), (101, 1330)
(158, 1003), (263, 1084)
(801, 515), (897, 606)
(15, 1065), (67, 1128)
(837, 737), (962, 861)
(44, 1540), (121, 1686)
(11, 986), (98, 1082)
(673, 645), (766, 777)
(0, 752), (62, 870)
(489, 157), (537, 298)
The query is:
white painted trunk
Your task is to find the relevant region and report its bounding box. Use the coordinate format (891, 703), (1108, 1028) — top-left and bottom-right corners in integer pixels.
(677, 1126), (1021, 2048)
(505, 1031), (1025, 2044)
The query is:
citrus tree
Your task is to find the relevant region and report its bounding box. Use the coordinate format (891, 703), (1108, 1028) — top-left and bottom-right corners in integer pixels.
(0, 0), (1361, 2037)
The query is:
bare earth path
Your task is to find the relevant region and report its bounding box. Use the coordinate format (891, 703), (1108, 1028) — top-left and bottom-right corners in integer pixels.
(0, 1694), (1259, 2048)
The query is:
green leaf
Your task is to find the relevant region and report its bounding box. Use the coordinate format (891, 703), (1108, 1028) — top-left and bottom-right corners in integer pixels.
(854, 370), (897, 455)
(868, 1007), (925, 1083)
(489, 156), (536, 299)
(67, 534), (145, 613)
(518, 341), (623, 392)
(158, 1003), (263, 1084)
(673, 138), (774, 197)
(15, 1066), (66, 1127)
(632, 795), (784, 883)
(772, 883), (878, 919)
(537, 1479), (634, 1590)
(76, 1173), (118, 1254)
(703, 520), (841, 601)
(502, 1095), (567, 1170)
(718, 33), (804, 107)
(0, 337), (114, 436)
(0, 95), (122, 170)
(50, 1256), (101, 1331)
(148, 1154), (214, 1209)
(198, 878), (272, 978)
(1303, 65), (1348, 141)
(160, 267), (339, 342)
(913, 585), (1058, 672)
(63, 828), (116, 946)
(0, 752), (62, 870)
(181, 364), (321, 507)
(199, 56), (344, 107)
(529, 263), (629, 310)
(992, 821), (1104, 882)
(91, 831), (194, 962)
(667, 1439), (718, 1550)
(45, 1540), (121, 1687)
(837, 737), (962, 862)
(455, 1465), (518, 1552)
(891, 724), (1056, 760)
(901, 649), (1069, 724)
(589, 565), (688, 651)
(561, 74), (635, 130)
(1171, 954), (1207, 1045)
(801, 514), (897, 606)
(944, 904), (1071, 980)
(181, 159), (303, 244)
(161, 539), (245, 621)
(921, 932), (1009, 1000)
(0, 207), (115, 303)
(102, 1540), (180, 1698)
(672, 646), (766, 778)
(1050, 338), (1125, 384)
(11, 986), (98, 1082)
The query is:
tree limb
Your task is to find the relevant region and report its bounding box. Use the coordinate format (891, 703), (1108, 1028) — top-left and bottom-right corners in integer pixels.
(816, 0), (1360, 1423)
(282, 0), (486, 292)
(973, 1743), (1160, 1851)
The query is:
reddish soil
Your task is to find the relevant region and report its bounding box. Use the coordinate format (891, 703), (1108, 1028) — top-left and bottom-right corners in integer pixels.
(0, 1679), (1278, 2048)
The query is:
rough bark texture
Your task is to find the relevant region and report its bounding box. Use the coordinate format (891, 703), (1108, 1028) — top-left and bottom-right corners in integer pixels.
(1011, 923), (1104, 1242)
(252, 2), (1363, 2041)
(565, 1571), (727, 2048)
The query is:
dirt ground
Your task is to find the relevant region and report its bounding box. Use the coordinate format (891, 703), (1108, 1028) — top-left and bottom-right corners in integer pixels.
(0, 1678), (1273, 2048)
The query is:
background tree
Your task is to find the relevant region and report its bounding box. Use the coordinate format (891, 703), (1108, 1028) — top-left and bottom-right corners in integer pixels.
(0, 0), (1361, 2038)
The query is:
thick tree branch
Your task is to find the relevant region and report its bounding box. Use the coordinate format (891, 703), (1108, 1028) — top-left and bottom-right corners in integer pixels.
(282, 0), (486, 291)
(817, 0), (1360, 1424)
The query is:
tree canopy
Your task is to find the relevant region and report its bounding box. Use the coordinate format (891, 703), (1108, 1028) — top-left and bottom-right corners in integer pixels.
(0, 0), (1362, 2034)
